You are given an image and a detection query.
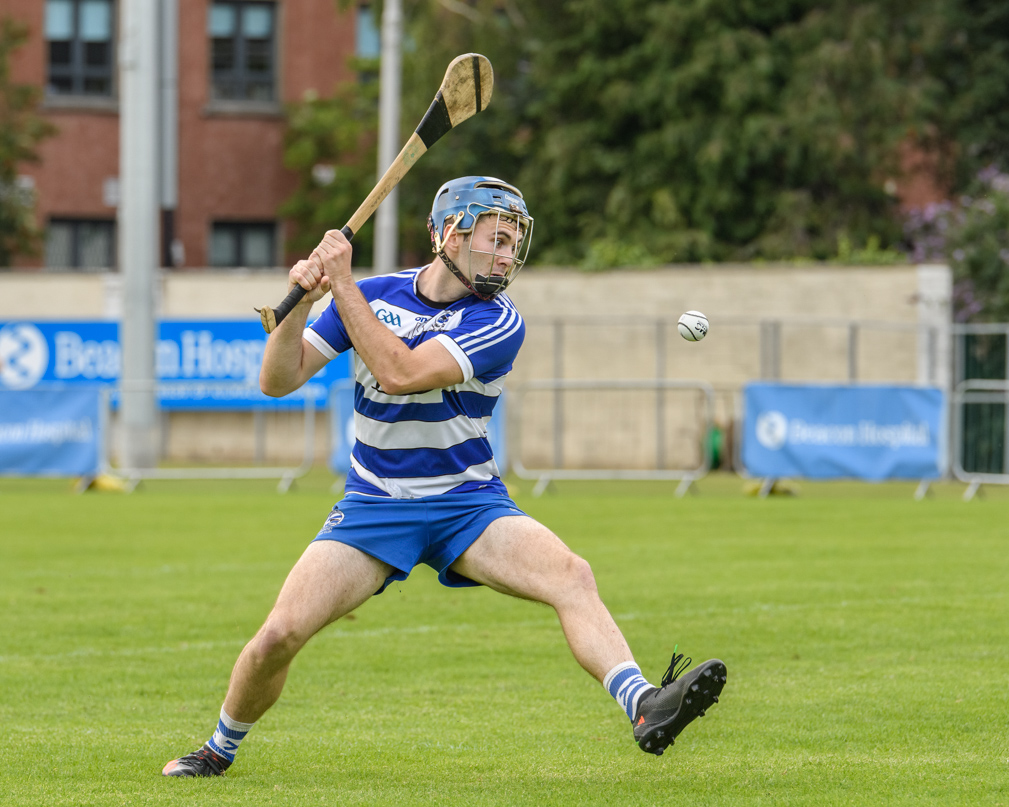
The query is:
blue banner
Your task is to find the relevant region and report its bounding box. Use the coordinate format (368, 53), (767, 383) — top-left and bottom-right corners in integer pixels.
(0, 320), (349, 409)
(742, 383), (946, 480)
(0, 387), (103, 476)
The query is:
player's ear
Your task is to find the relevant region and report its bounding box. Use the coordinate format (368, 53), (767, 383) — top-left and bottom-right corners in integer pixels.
(444, 228), (467, 253)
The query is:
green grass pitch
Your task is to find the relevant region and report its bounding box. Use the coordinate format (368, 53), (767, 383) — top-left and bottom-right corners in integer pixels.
(1, 473), (1007, 806)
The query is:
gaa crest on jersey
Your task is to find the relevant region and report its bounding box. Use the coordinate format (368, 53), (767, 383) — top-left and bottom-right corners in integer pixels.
(320, 507), (345, 533)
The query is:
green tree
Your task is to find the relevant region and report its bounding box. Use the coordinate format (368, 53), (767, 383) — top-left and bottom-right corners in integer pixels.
(278, 66), (381, 261)
(0, 18), (55, 266)
(517, 0), (951, 265)
(285, 1), (1007, 271)
(931, 0), (1009, 185)
(388, 0), (954, 267)
(282, 2), (537, 265)
(906, 167), (1009, 322)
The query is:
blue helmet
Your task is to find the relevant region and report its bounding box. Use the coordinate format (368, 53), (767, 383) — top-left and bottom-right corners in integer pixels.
(428, 176), (531, 240)
(427, 176), (534, 300)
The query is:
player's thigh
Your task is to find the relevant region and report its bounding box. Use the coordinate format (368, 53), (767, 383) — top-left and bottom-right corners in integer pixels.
(267, 539), (392, 640)
(450, 515), (592, 604)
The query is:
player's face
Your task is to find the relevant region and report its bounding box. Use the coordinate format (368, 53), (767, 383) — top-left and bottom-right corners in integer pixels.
(463, 214), (521, 281)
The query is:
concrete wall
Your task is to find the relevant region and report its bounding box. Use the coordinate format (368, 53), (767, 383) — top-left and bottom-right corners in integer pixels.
(0, 264), (952, 469)
(506, 264), (952, 470)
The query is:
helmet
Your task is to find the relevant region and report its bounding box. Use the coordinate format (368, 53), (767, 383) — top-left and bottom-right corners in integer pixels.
(427, 176), (534, 300)
(429, 176), (530, 238)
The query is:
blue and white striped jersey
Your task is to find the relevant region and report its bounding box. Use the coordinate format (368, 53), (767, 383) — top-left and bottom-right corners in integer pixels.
(303, 266), (524, 499)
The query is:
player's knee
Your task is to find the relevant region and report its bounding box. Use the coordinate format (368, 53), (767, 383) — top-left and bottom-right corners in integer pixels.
(252, 618), (306, 664)
(563, 553), (599, 597)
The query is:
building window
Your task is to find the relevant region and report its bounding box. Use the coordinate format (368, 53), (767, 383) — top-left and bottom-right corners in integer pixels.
(209, 1), (277, 103)
(45, 0), (115, 97)
(46, 219), (116, 270)
(210, 222), (276, 267)
(356, 4), (380, 60)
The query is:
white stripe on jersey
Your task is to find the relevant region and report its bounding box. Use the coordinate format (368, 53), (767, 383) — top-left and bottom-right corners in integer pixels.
(455, 304), (511, 347)
(456, 376), (505, 397)
(350, 455), (502, 499)
(465, 316), (523, 355)
(358, 377), (446, 406)
(434, 334), (474, 381)
(458, 304), (521, 355)
(354, 412), (492, 451)
(304, 327), (339, 360)
(456, 298), (518, 350)
(355, 355), (505, 402)
(458, 309), (518, 353)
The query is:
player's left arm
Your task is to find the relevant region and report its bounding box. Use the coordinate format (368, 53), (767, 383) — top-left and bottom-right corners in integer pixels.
(312, 229), (463, 396)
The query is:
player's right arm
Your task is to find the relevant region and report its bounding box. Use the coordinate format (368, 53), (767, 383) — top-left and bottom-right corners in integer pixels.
(259, 259), (332, 397)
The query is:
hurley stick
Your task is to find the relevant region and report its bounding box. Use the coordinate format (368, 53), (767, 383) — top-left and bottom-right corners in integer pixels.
(256, 53), (494, 333)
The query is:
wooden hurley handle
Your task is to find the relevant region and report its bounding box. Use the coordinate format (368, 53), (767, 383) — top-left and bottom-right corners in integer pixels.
(256, 54), (494, 333)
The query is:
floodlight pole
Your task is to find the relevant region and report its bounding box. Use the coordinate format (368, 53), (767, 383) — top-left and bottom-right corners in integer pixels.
(118, 0), (161, 469)
(372, 0), (403, 276)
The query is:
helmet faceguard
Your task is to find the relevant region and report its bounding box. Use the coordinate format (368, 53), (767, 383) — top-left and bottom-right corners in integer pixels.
(427, 177), (534, 300)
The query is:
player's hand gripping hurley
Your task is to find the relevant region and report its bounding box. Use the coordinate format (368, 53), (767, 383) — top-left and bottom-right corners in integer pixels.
(255, 53), (494, 333)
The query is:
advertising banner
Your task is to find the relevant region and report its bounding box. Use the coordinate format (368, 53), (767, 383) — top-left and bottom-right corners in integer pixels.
(0, 320), (349, 409)
(742, 383), (946, 480)
(0, 387), (103, 476)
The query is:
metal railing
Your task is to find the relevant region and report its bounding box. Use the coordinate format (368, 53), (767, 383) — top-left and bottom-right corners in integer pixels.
(951, 379), (1009, 501)
(115, 392), (316, 493)
(524, 315), (946, 387)
(510, 379), (716, 496)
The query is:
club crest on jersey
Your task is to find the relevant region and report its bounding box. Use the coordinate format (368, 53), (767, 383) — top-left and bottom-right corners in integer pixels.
(404, 309), (460, 338)
(433, 310), (456, 330)
(320, 508), (345, 533)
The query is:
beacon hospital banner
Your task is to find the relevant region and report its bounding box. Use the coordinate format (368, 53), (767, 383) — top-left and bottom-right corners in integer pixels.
(0, 387), (105, 477)
(0, 319), (349, 408)
(742, 383), (947, 481)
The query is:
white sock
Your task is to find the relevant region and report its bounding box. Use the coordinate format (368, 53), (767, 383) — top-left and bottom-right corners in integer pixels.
(603, 661), (653, 722)
(207, 707), (255, 763)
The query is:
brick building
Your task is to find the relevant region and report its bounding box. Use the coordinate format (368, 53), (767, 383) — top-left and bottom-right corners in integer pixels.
(5, 0), (375, 271)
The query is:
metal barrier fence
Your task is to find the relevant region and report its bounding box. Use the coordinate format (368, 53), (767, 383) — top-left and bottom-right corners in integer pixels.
(516, 315), (947, 481)
(953, 324), (1008, 493)
(510, 379), (715, 496)
(952, 379), (1009, 500)
(523, 315), (946, 387)
(113, 389), (317, 493)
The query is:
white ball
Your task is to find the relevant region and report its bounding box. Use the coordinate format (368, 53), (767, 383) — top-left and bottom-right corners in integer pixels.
(677, 310), (709, 342)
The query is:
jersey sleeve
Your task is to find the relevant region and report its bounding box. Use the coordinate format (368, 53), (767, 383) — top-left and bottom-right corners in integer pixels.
(304, 299), (351, 360)
(433, 302), (525, 383)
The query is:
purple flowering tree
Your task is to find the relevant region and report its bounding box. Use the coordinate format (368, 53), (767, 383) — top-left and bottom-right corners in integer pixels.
(904, 166), (1009, 322)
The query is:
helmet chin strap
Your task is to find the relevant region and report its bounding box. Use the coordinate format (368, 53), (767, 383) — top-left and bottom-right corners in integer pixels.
(436, 246), (503, 301)
(431, 211), (507, 301)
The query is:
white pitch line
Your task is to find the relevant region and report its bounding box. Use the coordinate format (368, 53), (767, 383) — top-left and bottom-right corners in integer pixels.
(1, 590), (1002, 665)
(0, 616), (570, 665)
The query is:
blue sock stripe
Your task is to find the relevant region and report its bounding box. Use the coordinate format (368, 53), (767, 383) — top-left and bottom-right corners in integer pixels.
(216, 720), (250, 741)
(621, 680), (651, 718)
(606, 667), (641, 699)
(207, 737), (235, 762)
(614, 676), (650, 720)
(619, 678), (650, 701)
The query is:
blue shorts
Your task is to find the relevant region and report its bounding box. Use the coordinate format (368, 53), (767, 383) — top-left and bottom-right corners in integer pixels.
(312, 491), (527, 594)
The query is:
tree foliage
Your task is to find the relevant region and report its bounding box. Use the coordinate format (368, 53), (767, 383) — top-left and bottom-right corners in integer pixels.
(281, 1), (1009, 271)
(279, 63), (380, 259)
(905, 166), (1009, 322)
(0, 19), (55, 266)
